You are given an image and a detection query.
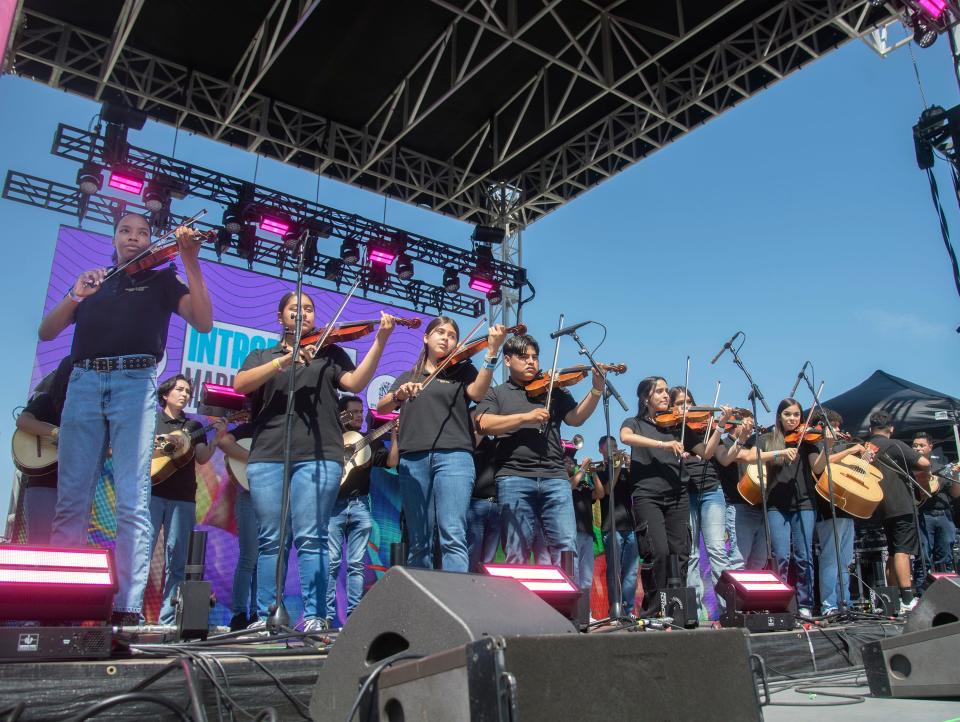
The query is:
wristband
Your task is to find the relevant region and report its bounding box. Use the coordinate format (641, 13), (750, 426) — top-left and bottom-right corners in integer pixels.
(590, 387), (602, 397)
(68, 290), (84, 304)
(482, 356), (498, 370)
(272, 358), (282, 373)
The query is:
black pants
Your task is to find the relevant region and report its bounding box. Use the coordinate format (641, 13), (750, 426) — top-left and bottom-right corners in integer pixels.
(633, 493), (690, 613)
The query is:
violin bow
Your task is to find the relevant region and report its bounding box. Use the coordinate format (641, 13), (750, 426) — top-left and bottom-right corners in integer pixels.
(702, 381), (721, 441)
(305, 275), (364, 352)
(678, 356), (691, 451)
(100, 209), (207, 284)
(417, 315), (488, 395)
(793, 381), (824, 449)
(541, 314), (565, 435)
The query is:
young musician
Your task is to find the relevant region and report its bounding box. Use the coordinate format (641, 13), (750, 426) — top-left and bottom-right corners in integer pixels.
(593, 436), (639, 617)
(867, 411), (930, 613)
(476, 334), (603, 565)
(326, 396), (398, 626)
(150, 374), (225, 625)
(39, 213), (213, 625)
(812, 409), (865, 616)
(568, 453), (599, 601)
(619, 377), (694, 616)
(467, 429), (501, 573)
(377, 317), (505, 572)
(914, 432), (959, 574)
(234, 291), (394, 632)
(14, 356), (73, 544)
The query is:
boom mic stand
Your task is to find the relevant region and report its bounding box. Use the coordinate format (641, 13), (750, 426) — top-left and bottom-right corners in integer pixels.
(568, 328), (630, 622)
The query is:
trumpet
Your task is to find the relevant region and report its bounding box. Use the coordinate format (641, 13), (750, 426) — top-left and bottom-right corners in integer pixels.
(582, 450), (629, 473)
(564, 434), (585, 450)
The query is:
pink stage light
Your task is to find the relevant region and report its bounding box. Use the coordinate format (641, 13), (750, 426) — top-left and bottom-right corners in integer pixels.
(107, 169), (145, 194)
(201, 382), (247, 411)
(919, 0), (947, 18)
(482, 564), (577, 594)
(369, 247), (397, 265)
(468, 276), (495, 294)
(259, 215), (290, 236)
(371, 410), (400, 423)
(716, 568), (795, 613)
(0, 547), (110, 569)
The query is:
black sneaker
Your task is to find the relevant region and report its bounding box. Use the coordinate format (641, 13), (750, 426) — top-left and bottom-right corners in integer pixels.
(229, 612), (249, 632)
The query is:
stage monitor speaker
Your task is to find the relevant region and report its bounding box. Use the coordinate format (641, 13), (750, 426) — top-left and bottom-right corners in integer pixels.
(309, 567), (577, 721)
(905, 576), (960, 634)
(862, 621), (960, 698)
(375, 630), (761, 721)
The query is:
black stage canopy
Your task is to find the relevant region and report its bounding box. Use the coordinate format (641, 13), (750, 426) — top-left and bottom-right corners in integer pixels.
(7, 1), (894, 226)
(821, 370), (960, 448)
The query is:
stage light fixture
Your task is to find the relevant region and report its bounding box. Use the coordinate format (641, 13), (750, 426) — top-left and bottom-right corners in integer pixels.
(482, 564), (579, 618)
(76, 163), (103, 195)
(142, 182), (170, 212)
(468, 275), (495, 294)
(369, 243), (398, 266)
(215, 227), (232, 258)
(323, 258), (343, 281)
(442, 267), (460, 293)
(222, 205), (243, 234)
(486, 284), (503, 306)
(238, 225), (258, 265)
(259, 214), (291, 236)
(913, 12), (939, 47)
(918, 0), (947, 18)
(367, 263), (390, 287)
(471, 224), (506, 245)
(716, 569), (796, 632)
(107, 167), (145, 195)
(395, 253), (414, 280)
(341, 237), (360, 264)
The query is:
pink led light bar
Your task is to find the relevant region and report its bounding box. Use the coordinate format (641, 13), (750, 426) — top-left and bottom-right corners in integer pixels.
(371, 410), (400, 423)
(482, 564), (577, 594)
(742, 582), (792, 592)
(469, 276), (495, 294)
(0, 569), (113, 585)
(259, 215), (290, 236)
(201, 382), (247, 411)
(369, 247), (397, 265)
(0, 547), (109, 569)
(108, 170), (145, 194)
(919, 0), (947, 18)
(727, 571), (783, 583)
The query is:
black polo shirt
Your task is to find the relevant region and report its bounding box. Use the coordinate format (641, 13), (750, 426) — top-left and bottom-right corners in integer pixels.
(596, 467), (633, 532)
(475, 378), (577, 479)
(71, 266), (188, 361)
(686, 453), (722, 495)
(390, 362), (478, 455)
(620, 416), (698, 499)
(20, 393), (59, 489)
(339, 437), (390, 498)
(472, 436), (498, 499)
(152, 411), (207, 502)
(870, 435), (923, 520)
(572, 473), (595, 534)
(923, 452), (955, 514)
(759, 433), (818, 512)
(240, 344), (355, 463)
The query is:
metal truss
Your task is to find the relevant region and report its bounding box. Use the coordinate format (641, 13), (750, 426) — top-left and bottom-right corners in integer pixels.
(51, 124), (527, 290)
(2, 170), (485, 317)
(10, 2), (893, 228)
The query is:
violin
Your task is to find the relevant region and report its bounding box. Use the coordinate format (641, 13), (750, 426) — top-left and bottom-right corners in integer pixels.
(653, 406), (722, 429)
(442, 324), (527, 366)
(300, 316), (422, 348)
(783, 425), (852, 445)
(122, 230), (217, 276)
(524, 363), (627, 397)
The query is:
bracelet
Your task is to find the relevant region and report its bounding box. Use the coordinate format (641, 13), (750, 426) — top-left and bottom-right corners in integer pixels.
(68, 290), (83, 304)
(272, 358), (282, 373)
(482, 356), (498, 370)
(658, 440), (664, 449)
(590, 388), (602, 397)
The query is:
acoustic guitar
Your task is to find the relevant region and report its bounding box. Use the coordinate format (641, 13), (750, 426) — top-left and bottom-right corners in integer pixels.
(341, 418), (398, 486)
(737, 463), (763, 506)
(152, 411), (247, 485)
(11, 428), (59, 475)
(814, 443), (884, 519)
(225, 438), (252, 491)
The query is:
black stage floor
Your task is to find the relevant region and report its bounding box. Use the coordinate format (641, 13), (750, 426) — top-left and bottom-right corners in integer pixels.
(0, 619), (953, 721)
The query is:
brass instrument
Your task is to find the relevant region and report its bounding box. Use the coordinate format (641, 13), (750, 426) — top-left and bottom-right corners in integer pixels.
(582, 450), (629, 473)
(564, 434), (585, 450)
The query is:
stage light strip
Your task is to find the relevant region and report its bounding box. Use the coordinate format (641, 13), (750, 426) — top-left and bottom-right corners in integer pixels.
(483, 565), (566, 581)
(741, 582), (792, 592)
(0, 569), (114, 585)
(522, 580), (578, 593)
(0, 548), (110, 569)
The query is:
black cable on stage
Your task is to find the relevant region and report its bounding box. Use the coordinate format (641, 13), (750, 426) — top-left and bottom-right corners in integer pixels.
(180, 658), (210, 722)
(0, 702), (24, 722)
(344, 653), (423, 722)
(60, 692), (191, 722)
(231, 654), (313, 721)
(925, 167), (960, 315)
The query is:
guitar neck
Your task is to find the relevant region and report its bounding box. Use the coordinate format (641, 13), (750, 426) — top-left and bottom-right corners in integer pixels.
(354, 419), (398, 453)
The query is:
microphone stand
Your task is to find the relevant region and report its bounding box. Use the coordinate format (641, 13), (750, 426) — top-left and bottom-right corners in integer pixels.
(568, 328), (630, 621)
(723, 337), (776, 570)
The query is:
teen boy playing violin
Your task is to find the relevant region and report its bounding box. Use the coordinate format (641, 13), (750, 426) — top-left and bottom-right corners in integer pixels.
(476, 334), (604, 566)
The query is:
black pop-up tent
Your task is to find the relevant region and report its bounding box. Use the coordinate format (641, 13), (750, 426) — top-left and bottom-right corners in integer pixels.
(820, 371), (960, 454)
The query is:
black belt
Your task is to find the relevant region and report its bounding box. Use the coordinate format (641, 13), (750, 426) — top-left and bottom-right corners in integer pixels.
(74, 355), (156, 372)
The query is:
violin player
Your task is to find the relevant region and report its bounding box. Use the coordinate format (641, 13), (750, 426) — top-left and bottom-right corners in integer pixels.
(38, 212), (213, 627)
(475, 333), (604, 566)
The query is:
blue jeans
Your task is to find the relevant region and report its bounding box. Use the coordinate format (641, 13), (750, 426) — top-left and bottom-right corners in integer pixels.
(688, 488), (730, 612)
(497, 476), (576, 565)
(575, 531), (595, 594)
(726, 504), (745, 570)
(923, 511), (957, 572)
(398, 450), (474, 572)
(24, 487), (58, 544)
(733, 504), (768, 569)
(466, 497), (501, 572)
(248, 459), (341, 621)
(768, 508), (816, 610)
(603, 530), (639, 615)
(326, 496), (372, 622)
(149, 496), (196, 625)
(816, 516), (854, 612)
(231, 489), (258, 616)
(51, 363), (156, 613)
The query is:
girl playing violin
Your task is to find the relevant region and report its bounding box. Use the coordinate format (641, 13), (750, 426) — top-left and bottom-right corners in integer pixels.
(38, 212), (213, 626)
(234, 291), (395, 632)
(376, 317), (506, 571)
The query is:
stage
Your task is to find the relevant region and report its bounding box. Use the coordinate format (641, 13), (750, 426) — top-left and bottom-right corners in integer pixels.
(0, 617), (951, 721)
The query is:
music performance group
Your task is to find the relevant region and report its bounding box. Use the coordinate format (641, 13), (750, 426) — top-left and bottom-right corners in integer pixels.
(13, 214), (960, 632)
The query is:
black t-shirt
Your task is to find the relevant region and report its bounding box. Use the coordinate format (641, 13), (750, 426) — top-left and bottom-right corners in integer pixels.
(240, 344), (355, 463)
(20, 393), (59, 489)
(390, 362), (478, 454)
(813, 440), (858, 521)
(472, 436), (498, 499)
(152, 411), (207, 502)
(339, 437), (391, 498)
(686, 452), (722, 495)
(475, 379), (577, 479)
(923, 451), (955, 514)
(870, 435), (923, 520)
(759, 433), (818, 512)
(620, 416), (697, 498)
(718, 437), (751, 505)
(597, 467), (633, 532)
(571, 474), (595, 535)
(71, 267), (188, 361)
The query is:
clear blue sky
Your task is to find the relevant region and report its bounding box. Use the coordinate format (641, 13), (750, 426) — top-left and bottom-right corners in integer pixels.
(1, 35), (958, 508)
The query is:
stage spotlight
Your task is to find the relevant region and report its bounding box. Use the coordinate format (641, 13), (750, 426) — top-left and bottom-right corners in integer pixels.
(223, 205), (243, 234)
(395, 253), (414, 280)
(107, 167), (145, 195)
(341, 237), (360, 263)
(304, 234), (319, 270)
(471, 224), (506, 245)
(716, 569), (796, 632)
(442, 267), (460, 293)
(76, 163), (103, 195)
(486, 284), (503, 305)
(142, 182), (170, 212)
(238, 225), (258, 265)
(482, 564), (579, 619)
(323, 258), (343, 281)
(468, 275), (494, 294)
(913, 12), (939, 47)
(918, 0), (947, 19)
(259, 214), (291, 236)
(367, 263), (389, 287)
(215, 228), (232, 258)
(369, 243), (397, 265)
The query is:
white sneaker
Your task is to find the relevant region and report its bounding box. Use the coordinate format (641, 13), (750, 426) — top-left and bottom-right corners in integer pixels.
(245, 619), (268, 635)
(798, 607), (813, 619)
(899, 598), (919, 615)
(302, 617), (329, 634)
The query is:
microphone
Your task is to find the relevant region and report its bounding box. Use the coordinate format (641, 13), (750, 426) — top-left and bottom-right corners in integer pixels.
(710, 332), (740, 364)
(549, 320), (592, 339)
(788, 362), (809, 399)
